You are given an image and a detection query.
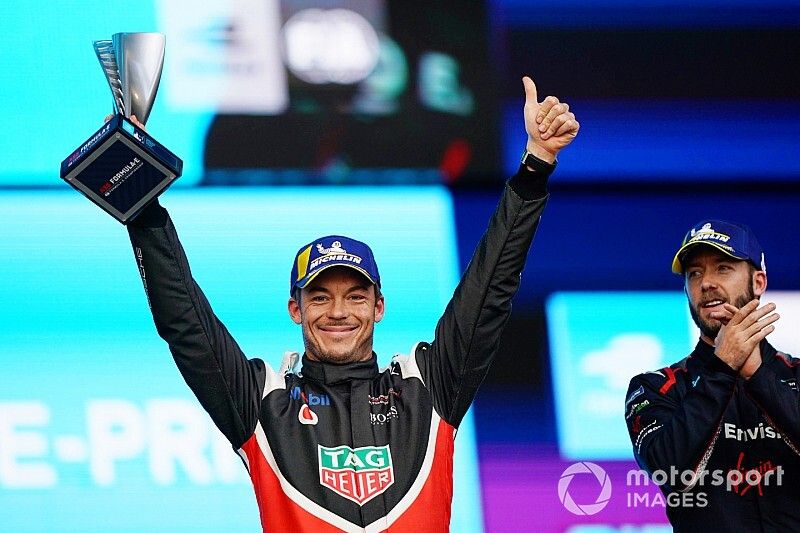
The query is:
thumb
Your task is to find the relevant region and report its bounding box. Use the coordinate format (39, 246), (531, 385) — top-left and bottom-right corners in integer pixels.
(522, 76), (539, 106)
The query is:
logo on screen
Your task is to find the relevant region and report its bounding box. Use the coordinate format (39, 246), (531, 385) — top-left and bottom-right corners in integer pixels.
(558, 461), (612, 515)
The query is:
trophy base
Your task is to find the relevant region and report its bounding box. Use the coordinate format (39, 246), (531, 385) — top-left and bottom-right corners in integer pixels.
(60, 115), (183, 223)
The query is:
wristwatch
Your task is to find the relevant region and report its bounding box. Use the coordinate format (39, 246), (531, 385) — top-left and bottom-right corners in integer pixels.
(520, 150), (556, 173)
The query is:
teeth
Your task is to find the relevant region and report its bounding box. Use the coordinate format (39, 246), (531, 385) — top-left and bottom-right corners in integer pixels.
(704, 301), (723, 307)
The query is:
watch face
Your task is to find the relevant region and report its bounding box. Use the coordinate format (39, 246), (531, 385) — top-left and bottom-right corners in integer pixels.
(522, 151), (538, 167)
(521, 151), (555, 171)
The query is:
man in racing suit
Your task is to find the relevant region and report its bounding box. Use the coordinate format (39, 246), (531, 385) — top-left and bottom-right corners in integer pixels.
(625, 220), (800, 531)
(124, 76), (578, 532)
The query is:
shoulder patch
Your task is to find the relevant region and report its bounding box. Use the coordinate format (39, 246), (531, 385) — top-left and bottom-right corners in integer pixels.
(262, 351), (298, 399)
(388, 342), (425, 385)
(626, 399), (651, 420)
(625, 385), (644, 408)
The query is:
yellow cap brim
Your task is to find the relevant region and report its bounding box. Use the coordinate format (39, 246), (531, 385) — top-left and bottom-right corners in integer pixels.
(671, 241), (748, 274)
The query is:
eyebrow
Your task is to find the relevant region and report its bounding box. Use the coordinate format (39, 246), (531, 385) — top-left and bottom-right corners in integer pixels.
(305, 286), (329, 294)
(305, 284), (371, 294)
(685, 257), (736, 268)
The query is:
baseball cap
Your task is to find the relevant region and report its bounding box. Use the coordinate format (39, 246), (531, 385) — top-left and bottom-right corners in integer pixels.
(671, 219), (766, 274)
(290, 235), (380, 293)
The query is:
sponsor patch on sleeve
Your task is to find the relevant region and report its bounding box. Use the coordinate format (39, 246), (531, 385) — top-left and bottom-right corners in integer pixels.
(625, 385), (644, 409)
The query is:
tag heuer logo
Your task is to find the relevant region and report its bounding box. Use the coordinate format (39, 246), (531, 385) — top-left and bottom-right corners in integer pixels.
(318, 444), (394, 505)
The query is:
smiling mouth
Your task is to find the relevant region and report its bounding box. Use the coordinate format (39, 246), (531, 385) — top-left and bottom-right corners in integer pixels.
(701, 299), (725, 309)
(320, 325), (358, 335)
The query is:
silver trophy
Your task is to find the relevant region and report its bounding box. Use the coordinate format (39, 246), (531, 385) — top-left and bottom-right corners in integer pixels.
(94, 32), (165, 125)
(61, 32), (182, 223)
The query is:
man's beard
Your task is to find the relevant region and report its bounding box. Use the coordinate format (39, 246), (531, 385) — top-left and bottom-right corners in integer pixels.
(689, 285), (756, 339)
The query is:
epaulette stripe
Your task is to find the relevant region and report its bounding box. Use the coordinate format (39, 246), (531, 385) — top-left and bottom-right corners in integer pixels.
(776, 351), (800, 368)
(659, 368), (676, 394)
(659, 366), (688, 395)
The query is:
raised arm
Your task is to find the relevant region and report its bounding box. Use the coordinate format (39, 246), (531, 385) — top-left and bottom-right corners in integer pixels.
(418, 76), (579, 428)
(126, 202), (266, 449)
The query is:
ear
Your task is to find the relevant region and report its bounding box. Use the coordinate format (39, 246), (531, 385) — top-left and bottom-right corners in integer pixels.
(374, 295), (385, 323)
(753, 270), (767, 297)
(288, 297), (303, 324)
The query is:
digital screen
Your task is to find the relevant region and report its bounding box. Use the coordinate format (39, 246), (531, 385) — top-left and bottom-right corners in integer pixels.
(500, 0), (800, 27)
(0, 187), (483, 532)
(0, 0), (497, 188)
(191, 0), (499, 185)
(501, 101), (800, 182)
(0, 1), (211, 187)
(3, 1), (797, 190)
(498, 0), (800, 184)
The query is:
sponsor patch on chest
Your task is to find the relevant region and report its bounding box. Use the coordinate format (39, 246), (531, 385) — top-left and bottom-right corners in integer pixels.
(318, 444), (394, 505)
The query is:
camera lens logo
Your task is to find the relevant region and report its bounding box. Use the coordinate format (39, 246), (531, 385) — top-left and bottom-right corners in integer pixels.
(558, 462), (612, 515)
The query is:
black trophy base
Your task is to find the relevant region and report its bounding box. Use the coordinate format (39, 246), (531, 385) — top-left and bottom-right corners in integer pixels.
(60, 115), (183, 223)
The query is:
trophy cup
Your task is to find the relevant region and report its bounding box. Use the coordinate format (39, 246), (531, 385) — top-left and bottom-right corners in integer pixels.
(60, 32), (183, 223)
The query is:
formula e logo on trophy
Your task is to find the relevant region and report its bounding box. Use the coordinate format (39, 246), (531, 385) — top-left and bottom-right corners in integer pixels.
(558, 462), (612, 515)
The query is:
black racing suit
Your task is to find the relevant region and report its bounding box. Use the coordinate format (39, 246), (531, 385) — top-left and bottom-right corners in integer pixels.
(626, 339), (800, 531)
(126, 164), (552, 532)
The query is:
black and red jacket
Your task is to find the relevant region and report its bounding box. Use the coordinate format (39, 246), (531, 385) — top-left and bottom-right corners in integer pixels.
(126, 165), (551, 532)
(626, 339), (800, 531)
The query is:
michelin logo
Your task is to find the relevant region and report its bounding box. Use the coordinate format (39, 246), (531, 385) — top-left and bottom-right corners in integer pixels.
(689, 223), (730, 244)
(308, 240), (365, 272)
(317, 241), (347, 255)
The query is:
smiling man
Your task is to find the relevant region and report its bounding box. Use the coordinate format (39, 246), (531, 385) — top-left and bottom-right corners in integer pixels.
(287, 238), (384, 365)
(124, 75), (578, 532)
(625, 220), (800, 532)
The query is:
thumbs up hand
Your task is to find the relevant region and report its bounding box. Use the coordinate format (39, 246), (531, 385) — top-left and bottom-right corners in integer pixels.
(522, 76), (579, 163)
